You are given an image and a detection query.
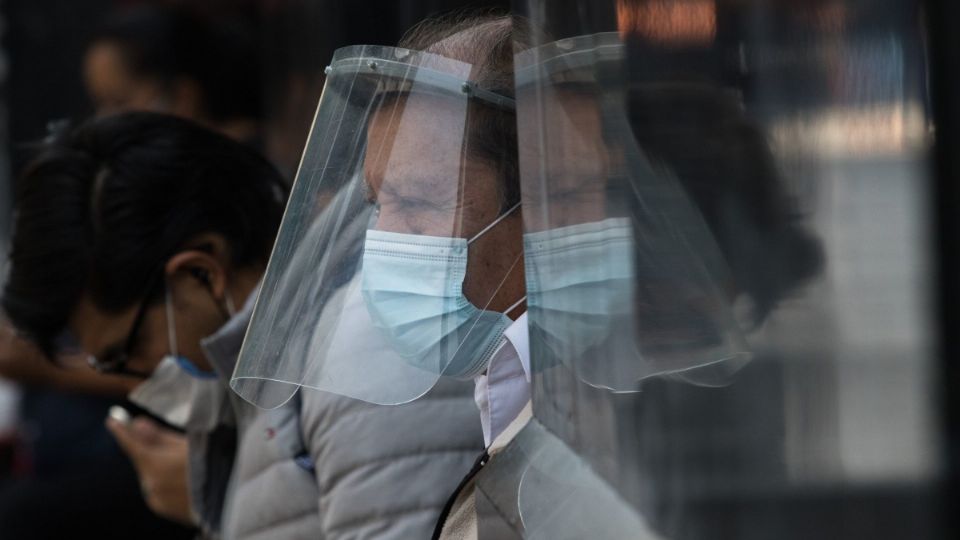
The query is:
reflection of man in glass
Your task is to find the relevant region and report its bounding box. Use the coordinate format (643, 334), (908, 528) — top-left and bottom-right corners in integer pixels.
(628, 84), (824, 328)
(519, 85), (611, 232)
(519, 84), (638, 381)
(519, 79), (753, 390)
(505, 39), (826, 539)
(615, 82), (826, 539)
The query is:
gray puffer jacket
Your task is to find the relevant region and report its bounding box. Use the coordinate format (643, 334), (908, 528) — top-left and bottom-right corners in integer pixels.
(302, 379), (483, 539)
(192, 292), (484, 539)
(193, 292), (319, 540)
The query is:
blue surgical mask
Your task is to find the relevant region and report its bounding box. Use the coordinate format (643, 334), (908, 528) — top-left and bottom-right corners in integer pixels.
(128, 354), (223, 430)
(361, 203), (524, 379)
(128, 282), (222, 429)
(163, 281), (220, 380)
(525, 217), (752, 389)
(524, 218), (635, 370)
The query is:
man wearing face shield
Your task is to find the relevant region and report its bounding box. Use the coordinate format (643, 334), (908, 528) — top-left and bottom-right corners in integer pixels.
(231, 13), (533, 538)
(234, 14), (531, 442)
(0, 112), (329, 539)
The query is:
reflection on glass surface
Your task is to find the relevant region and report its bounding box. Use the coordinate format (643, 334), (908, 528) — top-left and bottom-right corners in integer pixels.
(517, 33), (755, 394)
(508, 0), (943, 538)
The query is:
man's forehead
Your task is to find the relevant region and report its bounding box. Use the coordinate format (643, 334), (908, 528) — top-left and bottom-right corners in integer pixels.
(364, 94), (470, 190)
(367, 94), (465, 150)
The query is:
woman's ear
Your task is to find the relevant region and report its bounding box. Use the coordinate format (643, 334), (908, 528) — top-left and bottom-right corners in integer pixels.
(164, 250), (227, 301)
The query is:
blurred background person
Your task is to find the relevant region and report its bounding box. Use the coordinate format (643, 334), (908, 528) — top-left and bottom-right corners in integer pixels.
(83, 4), (264, 146)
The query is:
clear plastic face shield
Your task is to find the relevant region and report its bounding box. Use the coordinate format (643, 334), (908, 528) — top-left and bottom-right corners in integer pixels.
(231, 45), (524, 408)
(517, 33), (751, 393)
(501, 32), (754, 537)
(505, 0), (939, 534)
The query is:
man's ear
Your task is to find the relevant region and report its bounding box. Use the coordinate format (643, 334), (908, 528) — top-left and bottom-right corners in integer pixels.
(164, 250), (227, 301)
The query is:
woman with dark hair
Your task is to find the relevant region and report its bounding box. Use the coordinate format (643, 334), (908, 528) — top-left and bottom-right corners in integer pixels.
(0, 112), (322, 538)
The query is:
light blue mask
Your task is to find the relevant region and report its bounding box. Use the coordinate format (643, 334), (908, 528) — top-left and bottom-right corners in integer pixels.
(127, 284), (222, 430)
(361, 203), (524, 379)
(524, 218), (635, 370)
(525, 217), (749, 389)
(165, 281), (220, 380)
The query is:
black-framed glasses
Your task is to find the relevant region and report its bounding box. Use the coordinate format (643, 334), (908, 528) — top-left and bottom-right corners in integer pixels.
(86, 273), (164, 378)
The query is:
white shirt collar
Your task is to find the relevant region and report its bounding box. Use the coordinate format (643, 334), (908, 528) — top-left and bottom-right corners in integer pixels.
(503, 312), (531, 382)
(475, 312), (531, 446)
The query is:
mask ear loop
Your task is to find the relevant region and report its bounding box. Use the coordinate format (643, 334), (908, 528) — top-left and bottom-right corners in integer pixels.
(224, 293), (237, 317)
(464, 201), (526, 316)
(467, 201), (521, 245)
(504, 294), (527, 317)
(466, 249), (528, 318)
(164, 281), (179, 359)
(486, 253), (526, 317)
(165, 279), (219, 379)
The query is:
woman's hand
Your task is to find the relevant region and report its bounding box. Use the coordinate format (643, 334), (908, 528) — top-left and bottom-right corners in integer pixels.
(106, 414), (196, 526)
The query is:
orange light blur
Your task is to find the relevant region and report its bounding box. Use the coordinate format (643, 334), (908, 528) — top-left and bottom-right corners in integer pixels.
(617, 0), (717, 45)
